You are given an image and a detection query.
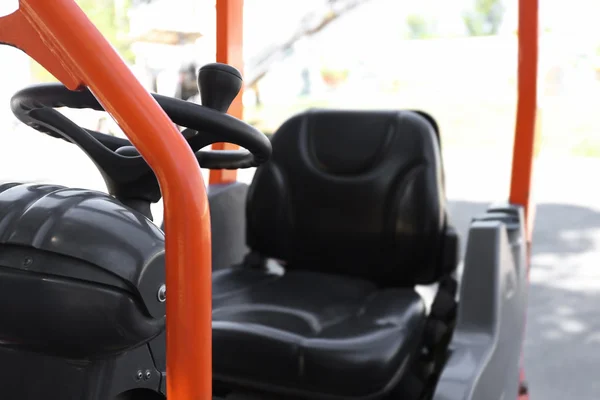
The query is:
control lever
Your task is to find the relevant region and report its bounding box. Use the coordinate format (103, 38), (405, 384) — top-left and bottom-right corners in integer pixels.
(185, 63), (246, 155)
(198, 63), (243, 113)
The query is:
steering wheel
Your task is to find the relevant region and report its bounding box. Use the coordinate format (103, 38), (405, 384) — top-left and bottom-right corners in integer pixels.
(10, 63), (272, 219)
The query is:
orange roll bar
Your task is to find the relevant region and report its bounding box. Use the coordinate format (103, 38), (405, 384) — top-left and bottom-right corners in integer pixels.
(512, 2), (539, 398)
(510, 0), (539, 244)
(0, 1), (211, 399)
(210, 0), (244, 185)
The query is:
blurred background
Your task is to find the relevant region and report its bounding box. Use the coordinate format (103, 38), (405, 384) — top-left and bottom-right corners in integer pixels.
(0, 1), (599, 398)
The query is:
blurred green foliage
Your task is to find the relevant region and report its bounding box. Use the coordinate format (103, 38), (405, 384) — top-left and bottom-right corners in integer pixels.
(463, 0), (504, 36)
(406, 14), (434, 39)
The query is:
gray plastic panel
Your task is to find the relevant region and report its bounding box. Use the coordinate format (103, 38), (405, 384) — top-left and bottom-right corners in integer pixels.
(208, 182), (249, 270)
(434, 204), (527, 400)
(161, 182), (250, 270)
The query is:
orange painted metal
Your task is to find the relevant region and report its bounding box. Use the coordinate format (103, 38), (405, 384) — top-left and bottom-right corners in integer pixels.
(511, 1), (538, 397)
(0, 1), (212, 399)
(509, 0), (539, 244)
(210, 0), (244, 184)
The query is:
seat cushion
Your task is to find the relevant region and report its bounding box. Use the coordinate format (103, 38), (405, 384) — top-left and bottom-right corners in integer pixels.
(213, 267), (427, 399)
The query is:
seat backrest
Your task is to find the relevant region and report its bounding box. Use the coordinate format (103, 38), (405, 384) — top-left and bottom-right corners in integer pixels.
(246, 109), (448, 286)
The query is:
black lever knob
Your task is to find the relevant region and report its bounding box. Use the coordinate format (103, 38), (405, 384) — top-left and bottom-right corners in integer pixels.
(197, 63), (243, 113)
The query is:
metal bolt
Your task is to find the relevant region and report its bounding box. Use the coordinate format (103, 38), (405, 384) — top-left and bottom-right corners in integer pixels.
(157, 284), (166, 303)
(135, 370), (143, 381)
(22, 257), (33, 268)
(144, 369), (152, 380)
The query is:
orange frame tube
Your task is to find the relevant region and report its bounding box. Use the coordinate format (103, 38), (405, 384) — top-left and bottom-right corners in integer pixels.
(0, 1), (212, 399)
(210, 0), (244, 185)
(510, 0), (539, 245)
(511, 1), (538, 399)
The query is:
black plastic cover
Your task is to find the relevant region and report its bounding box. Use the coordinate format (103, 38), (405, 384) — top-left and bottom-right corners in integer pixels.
(0, 182), (166, 356)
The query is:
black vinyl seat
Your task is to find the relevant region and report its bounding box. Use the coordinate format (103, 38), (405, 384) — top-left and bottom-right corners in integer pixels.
(212, 109), (450, 399)
(213, 268), (425, 398)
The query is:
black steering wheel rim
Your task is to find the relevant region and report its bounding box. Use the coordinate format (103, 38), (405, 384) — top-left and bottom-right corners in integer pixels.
(10, 83), (271, 169)
(9, 83), (271, 215)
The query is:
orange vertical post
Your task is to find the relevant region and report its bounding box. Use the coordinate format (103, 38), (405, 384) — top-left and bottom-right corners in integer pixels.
(509, 0), (539, 244)
(511, 2), (539, 398)
(210, 0), (244, 184)
(0, 1), (213, 399)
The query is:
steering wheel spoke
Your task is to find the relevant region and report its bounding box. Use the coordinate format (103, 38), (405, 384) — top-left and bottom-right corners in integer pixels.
(30, 108), (151, 177)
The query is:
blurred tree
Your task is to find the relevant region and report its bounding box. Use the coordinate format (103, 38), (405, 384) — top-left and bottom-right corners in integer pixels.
(32, 0), (135, 82)
(463, 0), (505, 36)
(246, 0), (373, 105)
(406, 14), (433, 39)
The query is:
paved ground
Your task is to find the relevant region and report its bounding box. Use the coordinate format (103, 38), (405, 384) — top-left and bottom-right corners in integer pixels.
(443, 151), (600, 400)
(0, 126), (599, 399)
